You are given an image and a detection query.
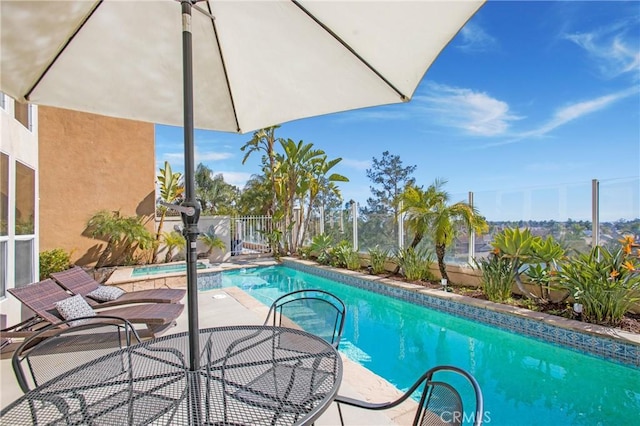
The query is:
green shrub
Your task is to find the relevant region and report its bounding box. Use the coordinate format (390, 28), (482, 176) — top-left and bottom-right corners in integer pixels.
(368, 245), (389, 275)
(39, 248), (71, 280)
(394, 247), (434, 282)
(331, 241), (358, 269)
(556, 245), (640, 325)
(473, 253), (516, 302)
(309, 234), (334, 265)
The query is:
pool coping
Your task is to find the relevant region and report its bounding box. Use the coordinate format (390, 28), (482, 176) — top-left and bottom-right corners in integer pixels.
(281, 258), (640, 368)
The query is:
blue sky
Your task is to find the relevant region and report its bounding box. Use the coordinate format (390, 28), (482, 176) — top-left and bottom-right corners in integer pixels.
(155, 1), (639, 222)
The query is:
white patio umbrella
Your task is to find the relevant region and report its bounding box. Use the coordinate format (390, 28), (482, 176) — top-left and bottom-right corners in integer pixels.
(1, 0), (484, 370)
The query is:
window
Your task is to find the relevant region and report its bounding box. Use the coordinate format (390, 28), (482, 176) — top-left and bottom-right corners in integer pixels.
(0, 153), (7, 236)
(14, 101), (31, 130)
(0, 241), (6, 298)
(15, 161), (34, 235)
(15, 239), (34, 286)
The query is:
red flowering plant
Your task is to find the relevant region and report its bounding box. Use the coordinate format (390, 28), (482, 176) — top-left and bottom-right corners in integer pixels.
(556, 235), (640, 326)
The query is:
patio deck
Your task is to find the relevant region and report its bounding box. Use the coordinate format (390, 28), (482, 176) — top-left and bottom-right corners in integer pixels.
(1, 283), (420, 425)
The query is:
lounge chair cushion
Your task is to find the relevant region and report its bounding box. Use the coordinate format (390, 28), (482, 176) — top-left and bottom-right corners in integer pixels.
(87, 285), (125, 302)
(55, 295), (96, 325)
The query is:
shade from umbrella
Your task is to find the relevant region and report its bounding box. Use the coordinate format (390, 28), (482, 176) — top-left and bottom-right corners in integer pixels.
(1, 0), (485, 370)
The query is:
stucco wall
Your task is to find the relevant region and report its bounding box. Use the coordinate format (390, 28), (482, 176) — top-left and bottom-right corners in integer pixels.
(38, 107), (155, 266)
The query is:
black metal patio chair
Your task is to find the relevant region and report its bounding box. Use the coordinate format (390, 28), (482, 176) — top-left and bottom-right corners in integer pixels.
(335, 365), (484, 426)
(264, 289), (346, 348)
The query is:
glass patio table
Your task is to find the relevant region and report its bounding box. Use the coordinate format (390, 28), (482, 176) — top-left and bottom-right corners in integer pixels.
(0, 325), (343, 425)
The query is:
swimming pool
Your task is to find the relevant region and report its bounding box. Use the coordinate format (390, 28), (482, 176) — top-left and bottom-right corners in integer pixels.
(218, 265), (640, 426)
(131, 262), (208, 277)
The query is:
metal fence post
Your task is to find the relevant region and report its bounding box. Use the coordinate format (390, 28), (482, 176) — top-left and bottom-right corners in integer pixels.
(468, 191), (475, 265)
(397, 200), (404, 250)
(592, 179), (599, 248)
(351, 201), (358, 250)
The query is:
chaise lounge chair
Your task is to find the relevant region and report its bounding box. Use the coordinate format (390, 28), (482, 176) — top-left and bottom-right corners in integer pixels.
(4, 279), (184, 340)
(51, 266), (186, 308)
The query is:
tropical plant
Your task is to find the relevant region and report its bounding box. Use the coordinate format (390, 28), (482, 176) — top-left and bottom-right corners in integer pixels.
(241, 126), (281, 216)
(39, 248), (71, 280)
(162, 231), (186, 263)
(309, 234), (334, 265)
(555, 240), (640, 325)
(492, 227), (566, 302)
(195, 164), (240, 215)
(262, 227), (284, 260)
(473, 253), (517, 302)
(198, 229), (226, 257)
(276, 138), (326, 253)
(332, 240), (360, 270)
(368, 245), (390, 275)
(154, 161), (183, 263)
(296, 154), (348, 248)
(86, 210), (155, 267)
(401, 179), (488, 283)
(394, 247), (434, 282)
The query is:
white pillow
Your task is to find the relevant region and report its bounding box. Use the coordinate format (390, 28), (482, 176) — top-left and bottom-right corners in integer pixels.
(55, 294), (96, 326)
(87, 285), (125, 302)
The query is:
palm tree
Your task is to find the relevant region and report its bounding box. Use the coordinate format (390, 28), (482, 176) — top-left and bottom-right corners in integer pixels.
(401, 179), (488, 283)
(241, 126), (281, 215)
(162, 230), (186, 263)
(277, 138), (326, 252)
(298, 155), (348, 247)
(154, 161), (184, 263)
(86, 210), (155, 267)
(199, 230), (226, 257)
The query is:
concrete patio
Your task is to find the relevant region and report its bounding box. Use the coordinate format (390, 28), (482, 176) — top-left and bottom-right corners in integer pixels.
(1, 284), (421, 425)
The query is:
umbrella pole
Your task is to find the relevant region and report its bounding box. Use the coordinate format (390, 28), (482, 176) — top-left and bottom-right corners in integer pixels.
(180, 0), (201, 373)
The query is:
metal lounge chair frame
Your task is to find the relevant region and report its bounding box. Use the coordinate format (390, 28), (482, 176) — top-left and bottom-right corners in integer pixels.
(335, 365), (484, 426)
(5, 279), (183, 340)
(50, 266), (186, 308)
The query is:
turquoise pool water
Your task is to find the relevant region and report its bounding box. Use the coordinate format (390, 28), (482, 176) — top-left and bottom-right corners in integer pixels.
(220, 266), (640, 426)
(131, 262), (207, 277)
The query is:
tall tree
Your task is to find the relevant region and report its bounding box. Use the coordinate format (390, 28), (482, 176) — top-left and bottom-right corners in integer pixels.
(401, 179), (488, 282)
(365, 151), (416, 245)
(365, 151), (416, 214)
(276, 138), (325, 252)
(154, 161), (184, 263)
(239, 174), (273, 216)
(195, 163), (240, 215)
(298, 155), (348, 247)
(240, 126), (281, 215)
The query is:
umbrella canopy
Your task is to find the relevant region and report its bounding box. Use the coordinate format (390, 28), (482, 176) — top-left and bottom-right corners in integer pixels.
(1, 0), (484, 133)
(1, 0), (485, 370)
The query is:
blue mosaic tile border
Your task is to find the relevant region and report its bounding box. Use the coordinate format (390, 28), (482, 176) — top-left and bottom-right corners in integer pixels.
(283, 260), (640, 368)
(197, 271), (223, 292)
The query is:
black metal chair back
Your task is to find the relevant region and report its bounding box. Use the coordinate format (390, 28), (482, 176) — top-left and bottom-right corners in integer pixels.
(11, 315), (141, 392)
(264, 289), (346, 348)
(336, 365), (484, 426)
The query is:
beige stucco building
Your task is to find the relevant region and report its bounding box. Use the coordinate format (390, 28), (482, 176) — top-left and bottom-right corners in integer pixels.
(1, 102), (155, 329)
(38, 107), (155, 266)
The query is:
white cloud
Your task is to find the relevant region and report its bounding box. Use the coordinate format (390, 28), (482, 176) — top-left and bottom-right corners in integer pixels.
(196, 151), (233, 162)
(564, 22), (640, 80)
(455, 23), (497, 53)
(414, 82), (522, 136)
(484, 86), (639, 147)
(341, 158), (370, 171)
(218, 171), (253, 188)
(522, 86), (638, 138)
